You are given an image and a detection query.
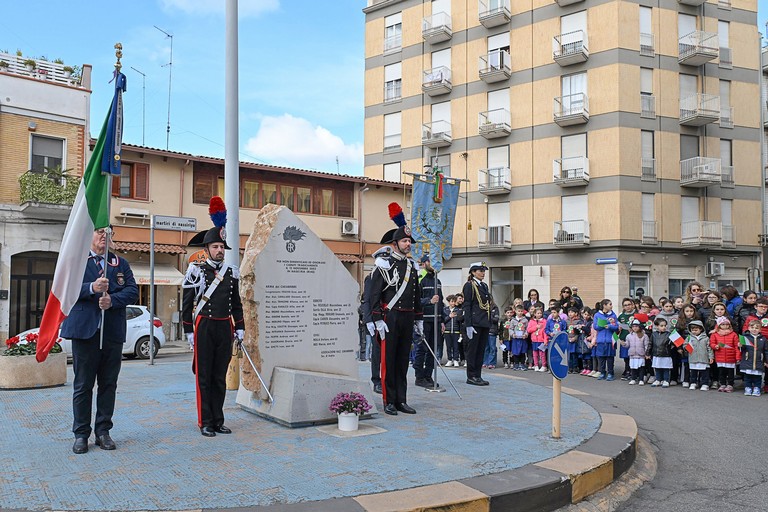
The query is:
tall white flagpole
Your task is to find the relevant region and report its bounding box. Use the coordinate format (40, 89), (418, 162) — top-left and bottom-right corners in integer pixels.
(224, 0), (240, 267)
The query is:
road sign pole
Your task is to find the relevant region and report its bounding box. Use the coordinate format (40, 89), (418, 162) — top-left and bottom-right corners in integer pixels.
(552, 377), (561, 438)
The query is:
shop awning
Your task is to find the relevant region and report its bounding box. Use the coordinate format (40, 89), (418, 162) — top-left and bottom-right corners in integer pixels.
(129, 263), (185, 286)
(112, 241), (187, 255)
(337, 254), (363, 263)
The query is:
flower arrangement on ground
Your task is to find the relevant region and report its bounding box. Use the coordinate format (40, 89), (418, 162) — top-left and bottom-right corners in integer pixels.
(329, 391), (372, 416)
(3, 332), (62, 357)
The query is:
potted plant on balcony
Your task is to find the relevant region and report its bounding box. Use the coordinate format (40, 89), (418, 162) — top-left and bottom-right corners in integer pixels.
(0, 61), (8, 71)
(329, 391), (372, 431)
(23, 58), (36, 72)
(62, 65), (74, 78)
(0, 332), (67, 389)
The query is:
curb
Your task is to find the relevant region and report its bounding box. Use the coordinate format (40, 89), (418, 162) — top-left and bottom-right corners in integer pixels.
(203, 411), (637, 512)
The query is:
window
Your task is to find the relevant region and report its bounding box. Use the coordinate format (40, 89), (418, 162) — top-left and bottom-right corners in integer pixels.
(639, 7), (653, 55)
(681, 196), (699, 224)
(680, 135), (699, 160)
(431, 101), (451, 125)
(641, 131), (654, 179)
(642, 193), (654, 223)
(561, 11), (587, 52)
(431, 48), (451, 75)
(280, 185), (295, 210)
(262, 183), (277, 206)
(561, 72), (587, 113)
(488, 202), (509, 227)
(486, 88), (509, 123)
(640, 68), (653, 95)
(384, 112), (401, 151)
(383, 162), (401, 182)
(630, 271), (650, 298)
(721, 199), (732, 227)
(487, 32), (510, 69)
(488, 145), (508, 169)
(679, 73), (697, 103)
(111, 162), (149, 200)
(561, 194), (588, 222)
(668, 279), (692, 297)
(720, 80), (732, 126)
(384, 13), (402, 52)
(432, 0), (450, 16)
(720, 139), (732, 167)
(320, 189), (333, 216)
(429, 155), (450, 176)
(562, 133), (587, 158)
(678, 14), (696, 39)
(30, 135), (64, 172)
(718, 20), (729, 49)
(296, 187), (311, 213)
(193, 172), (219, 203)
(384, 62), (402, 102)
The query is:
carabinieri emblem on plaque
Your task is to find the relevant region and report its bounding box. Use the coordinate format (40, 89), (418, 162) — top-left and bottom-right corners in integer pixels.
(282, 226), (306, 253)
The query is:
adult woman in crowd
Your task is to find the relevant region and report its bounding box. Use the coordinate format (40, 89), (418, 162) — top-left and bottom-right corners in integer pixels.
(523, 289), (545, 313)
(558, 286), (583, 312)
(683, 281), (706, 310)
(734, 290), (758, 332)
(698, 290), (721, 324)
(720, 285), (743, 318)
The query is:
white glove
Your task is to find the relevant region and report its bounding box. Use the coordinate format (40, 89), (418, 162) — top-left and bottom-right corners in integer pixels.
(466, 327), (476, 340)
(415, 320), (424, 337)
(235, 329), (244, 341)
(366, 322), (376, 337)
(374, 320), (389, 339)
(186, 333), (194, 346)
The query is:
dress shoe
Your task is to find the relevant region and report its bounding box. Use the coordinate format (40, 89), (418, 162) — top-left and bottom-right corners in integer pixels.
(72, 437), (88, 454)
(384, 403), (398, 415)
(373, 383), (383, 394)
(414, 378), (429, 388)
(479, 378), (490, 386)
(395, 403), (416, 414)
(214, 425), (232, 434)
(94, 434), (116, 450)
(200, 426), (217, 437)
(466, 377), (485, 386)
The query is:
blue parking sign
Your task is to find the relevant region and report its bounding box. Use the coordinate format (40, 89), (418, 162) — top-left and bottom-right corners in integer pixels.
(548, 332), (569, 380)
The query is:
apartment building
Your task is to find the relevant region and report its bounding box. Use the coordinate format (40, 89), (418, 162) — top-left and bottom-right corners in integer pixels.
(363, 0), (763, 307)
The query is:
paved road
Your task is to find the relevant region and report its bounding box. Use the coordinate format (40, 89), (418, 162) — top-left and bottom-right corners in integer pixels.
(507, 367), (768, 512)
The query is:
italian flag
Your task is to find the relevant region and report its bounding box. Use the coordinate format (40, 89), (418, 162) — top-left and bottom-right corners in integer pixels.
(611, 332), (619, 348)
(739, 335), (753, 347)
(669, 330), (684, 347)
(36, 75), (125, 362)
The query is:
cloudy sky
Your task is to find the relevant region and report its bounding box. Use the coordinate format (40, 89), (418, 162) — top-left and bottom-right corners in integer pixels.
(0, 0), (365, 174)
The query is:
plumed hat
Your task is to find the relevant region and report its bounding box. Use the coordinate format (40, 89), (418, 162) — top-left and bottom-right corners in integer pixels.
(188, 196), (231, 250)
(381, 202), (414, 244)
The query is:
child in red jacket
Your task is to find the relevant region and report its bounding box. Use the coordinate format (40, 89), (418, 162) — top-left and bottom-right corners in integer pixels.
(709, 317), (741, 392)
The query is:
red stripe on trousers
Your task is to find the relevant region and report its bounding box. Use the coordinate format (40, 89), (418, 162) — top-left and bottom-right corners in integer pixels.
(194, 316), (203, 428)
(380, 336), (387, 404)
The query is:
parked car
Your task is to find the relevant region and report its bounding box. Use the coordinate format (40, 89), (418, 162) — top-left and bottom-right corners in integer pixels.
(16, 305), (166, 360)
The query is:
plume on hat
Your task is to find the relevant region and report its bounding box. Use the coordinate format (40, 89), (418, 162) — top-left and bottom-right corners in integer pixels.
(209, 196), (227, 228)
(388, 202), (406, 227)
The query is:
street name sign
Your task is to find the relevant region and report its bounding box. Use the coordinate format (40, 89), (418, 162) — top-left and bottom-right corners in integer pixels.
(153, 215), (197, 232)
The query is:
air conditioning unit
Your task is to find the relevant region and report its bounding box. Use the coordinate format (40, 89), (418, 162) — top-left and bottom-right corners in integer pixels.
(341, 219), (359, 236)
(706, 261), (725, 277)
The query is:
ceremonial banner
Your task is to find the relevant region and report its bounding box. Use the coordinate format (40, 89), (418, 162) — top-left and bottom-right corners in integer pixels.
(411, 174), (460, 272)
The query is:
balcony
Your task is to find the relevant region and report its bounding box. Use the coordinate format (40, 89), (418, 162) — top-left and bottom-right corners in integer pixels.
(718, 0), (732, 9)
(719, 47), (732, 69)
(478, 108), (511, 139)
(640, 33), (655, 57)
(556, 0), (585, 5)
(422, 12), (452, 44)
(553, 31), (589, 66)
(678, 31), (718, 67)
(554, 220), (590, 246)
(18, 169), (80, 220)
(680, 157), (722, 187)
(641, 94), (656, 119)
(642, 221), (658, 245)
(479, 225), (512, 250)
(553, 93), (589, 126)
(641, 158), (656, 181)
(0, 53), (83, 87)
(720, 106), (733, 129)
(681, 221), (722, 247)
(478, 167), (512, 195)
(678, 0), (706, 5)
(763, 47), (768, 73)
(722, 225), (735, 248)
(478, 0), (511, 28)
(422, 120), (452, 148)
(679, 94), (720, 126)
(721, 165), (734, 188)
(422, 66), (452, 96)
(553, 157), (589, 187)
(479, 50), (511, 83)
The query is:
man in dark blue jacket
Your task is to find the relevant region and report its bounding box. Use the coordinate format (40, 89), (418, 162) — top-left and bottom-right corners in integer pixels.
(62, 226), (138, 454)
(413, 255), (443, 388)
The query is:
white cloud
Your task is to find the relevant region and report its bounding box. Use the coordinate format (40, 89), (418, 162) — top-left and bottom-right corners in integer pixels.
(160, 0), (279, 17)
(244, 114), (363, 174)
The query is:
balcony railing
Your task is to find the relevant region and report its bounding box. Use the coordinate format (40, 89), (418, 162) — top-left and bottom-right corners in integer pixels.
(479, 50), (511, 83)
(19, 169), (80, 205)
(478, 108), (511, 138)
(641, 158), (656, 181)
(384, 33), (402, 53)
(722, 225), (735, 248)
(721, 165), (734, 188)
(479, 225), (512, 249)
(642, 221), (658, 245)
(422, 12), (452, 44)
(553, 220), (590, 246)
(553, 30), (589, 66)
(478, 0), (511, 28)
(0, 53), (83, 87)
(554, 93), (589, 126)
(384, 80), (401, 103)
(681, 221), (722, 247)
(422, 120), (452, 148)
(478, 167), (512, 195)
(679, 94), (720, 126)
(641, 94), (656, 119)
(422, 66), (452, 96)
(553, 157), (589, 187)
(678, 31), (718, 66)
(720, 106), (733, 128)
(556, 0), (585, 5)
(640, 33), (655, 57)
(718, 0), (732, 9)
(719, 47), (732, 69)
(680, 157), (722, 187)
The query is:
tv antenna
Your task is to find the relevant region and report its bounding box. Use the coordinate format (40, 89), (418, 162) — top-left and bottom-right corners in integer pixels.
(130, 66), (146, 146)
(154, 25), (173, 150)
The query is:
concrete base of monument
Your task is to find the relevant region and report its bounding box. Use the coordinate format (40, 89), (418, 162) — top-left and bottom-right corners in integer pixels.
(236, 366), (379, 428)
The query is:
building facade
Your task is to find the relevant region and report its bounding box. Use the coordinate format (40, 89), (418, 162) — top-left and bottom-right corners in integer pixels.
(363, 0), (763, 308)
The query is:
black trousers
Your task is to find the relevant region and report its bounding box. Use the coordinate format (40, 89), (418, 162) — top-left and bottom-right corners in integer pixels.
(71, 334), (123, 438)
(193, 317), (232, 428)
(413, 320), (438, 379)
(465, 327), (489, 379)
(370, 332), (382, 385)
(382, 310), (415, 405)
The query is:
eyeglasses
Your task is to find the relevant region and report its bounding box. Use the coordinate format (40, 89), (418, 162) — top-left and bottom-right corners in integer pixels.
(690, 288), (701, 292)
(95, 228), (113, 236)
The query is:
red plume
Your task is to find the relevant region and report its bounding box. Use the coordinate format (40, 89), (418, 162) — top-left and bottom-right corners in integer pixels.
(208, 196), (227, 228)
(388, 202), (406, 227)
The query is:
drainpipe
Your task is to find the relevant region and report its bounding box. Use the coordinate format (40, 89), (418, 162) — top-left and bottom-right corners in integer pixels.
(759, 31), (766, 291)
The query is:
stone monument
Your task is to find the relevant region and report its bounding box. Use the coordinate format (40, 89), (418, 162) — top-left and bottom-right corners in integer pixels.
(236, 204), (377, 426)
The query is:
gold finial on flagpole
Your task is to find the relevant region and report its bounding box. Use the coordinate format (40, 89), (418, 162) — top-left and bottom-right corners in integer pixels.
(114, 43), (123, 72)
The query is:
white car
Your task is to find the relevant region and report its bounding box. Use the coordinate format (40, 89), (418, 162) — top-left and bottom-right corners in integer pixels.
(16, 305), (167, 360)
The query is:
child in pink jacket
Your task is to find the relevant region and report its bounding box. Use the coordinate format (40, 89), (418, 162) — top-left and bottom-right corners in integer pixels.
(527, 307), (548, 371)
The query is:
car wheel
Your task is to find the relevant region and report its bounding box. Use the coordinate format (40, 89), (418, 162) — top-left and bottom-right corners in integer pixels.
(135, 337), (160, 359)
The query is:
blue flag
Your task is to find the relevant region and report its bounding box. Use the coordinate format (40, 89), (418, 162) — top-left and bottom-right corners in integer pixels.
(101, 72), (127, 176)
(411, 174), (460, 272)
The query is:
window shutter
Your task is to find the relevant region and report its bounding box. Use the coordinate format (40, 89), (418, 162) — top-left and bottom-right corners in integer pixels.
(680, 135), (699, 160)
(133, 163), (149, 200)
(487, 146), (509, 168)
(336, 189), (353, 218)
(111, 173), (120, 196)
(678, 14), (696, 38)
(431, 48), (451, 69)
(640, 68), (653, 94)
(193, 173), (214, 203)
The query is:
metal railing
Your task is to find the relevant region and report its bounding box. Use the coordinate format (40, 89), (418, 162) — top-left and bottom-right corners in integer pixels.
(479, 49), (511, 74)
(642, 221), (657, 244)
(384, 33), (402, 52)
(553, 157), (589, 184)
(384, 80), (401, 102)
(553, 30), (588, 60)
(641, 158), (656, 181)
(479, 108), (511, 128)
(679, 93), (720, 123)
(422, 120), (452, 144)
(554, 93), (589, 119)
(678, 31), (719, 62)
(720, 106), (733, 128)
(722, 225), (735, 247)
(478, 0), (511, 19)
(422, 66), (451, 87)
(719, 47), (732, 68)
(681, 221), (722, 246)
(721, 166), (734, 188)
(640, 33), (655, 56)
(553, 220), (590, 245)
(0, 53), (82, 87)
(422, 12), (452, 37)
(479, 225), (512, 249)
(478, 167), (511, 192)
(680, 157), (722, 184)
(641, 94), (656, 118)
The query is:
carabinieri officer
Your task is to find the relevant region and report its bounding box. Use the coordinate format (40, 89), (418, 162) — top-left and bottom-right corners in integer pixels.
(462, 262), (492, 386)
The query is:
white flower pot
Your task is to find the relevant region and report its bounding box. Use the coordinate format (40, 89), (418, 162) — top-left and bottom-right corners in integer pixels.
(337, 412), (359, 432)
